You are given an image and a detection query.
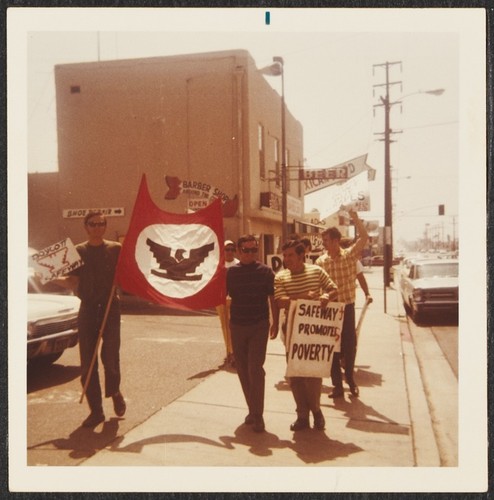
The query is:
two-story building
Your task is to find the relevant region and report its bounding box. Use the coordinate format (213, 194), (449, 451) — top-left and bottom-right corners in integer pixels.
(28, 49), (305, 261)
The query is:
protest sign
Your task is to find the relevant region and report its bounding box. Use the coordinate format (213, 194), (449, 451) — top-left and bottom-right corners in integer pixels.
(285, 299), (345, 378)
(29, 238), (83, 284)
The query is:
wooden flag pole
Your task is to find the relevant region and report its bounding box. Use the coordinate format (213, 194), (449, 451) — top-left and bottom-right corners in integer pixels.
(79, 283), (117, 404)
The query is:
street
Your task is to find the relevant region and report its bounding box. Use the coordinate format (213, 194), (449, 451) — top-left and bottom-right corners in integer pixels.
(27, 302), (226, 466)
(27, 271), (458, 467)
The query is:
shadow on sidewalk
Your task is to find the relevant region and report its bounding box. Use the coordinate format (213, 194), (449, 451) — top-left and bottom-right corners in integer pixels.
(327, 397), (410, 436)
(220, 425), (293, 457)
(109, 433), (230, 453)
(97, 425), (363, 464)
(27, 363), (80, 393)
(28, 417), (124, 459)
(353, 366), (384, 388)
(219, 425), (362, 463)
(291, 430), (362, 464)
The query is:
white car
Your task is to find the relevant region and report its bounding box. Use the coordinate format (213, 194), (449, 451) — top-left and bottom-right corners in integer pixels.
(27, 247), (80, 365)
(400, 259), (458, 323)
(27, 293), (80, 365)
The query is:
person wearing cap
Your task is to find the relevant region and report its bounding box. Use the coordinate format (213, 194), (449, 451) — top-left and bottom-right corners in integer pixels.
(217, 240), (239, 367)
(224, 240), (239, 268)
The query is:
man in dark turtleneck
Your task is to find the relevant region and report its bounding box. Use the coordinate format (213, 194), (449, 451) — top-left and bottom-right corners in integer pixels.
(226, 234), (278, 433)
(55, 211), (126, 428)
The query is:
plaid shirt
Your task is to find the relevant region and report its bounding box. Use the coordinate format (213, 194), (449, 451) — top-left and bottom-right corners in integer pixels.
(315, 246), (359, 304)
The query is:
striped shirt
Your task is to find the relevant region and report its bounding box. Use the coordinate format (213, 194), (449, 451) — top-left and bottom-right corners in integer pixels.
(274, 263), (337, 301)
(226, 261), (275, 326)
(316, 246), (359, 304)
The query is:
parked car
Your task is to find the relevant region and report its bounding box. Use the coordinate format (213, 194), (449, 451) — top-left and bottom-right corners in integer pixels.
(27, 248), (80, 365)
(27, 293), (80, 365)
(400, 259), (458, 322)
(394, 255), (420, 286)
(364, 255), (401, 267)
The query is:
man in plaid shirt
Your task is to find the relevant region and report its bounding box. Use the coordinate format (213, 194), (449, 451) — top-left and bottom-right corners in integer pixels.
(316, 209), (368, 398)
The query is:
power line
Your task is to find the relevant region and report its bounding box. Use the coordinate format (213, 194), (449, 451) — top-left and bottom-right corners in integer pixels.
(401, 120), (458, 130)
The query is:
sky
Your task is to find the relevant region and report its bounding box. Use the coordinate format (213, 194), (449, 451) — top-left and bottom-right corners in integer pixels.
(7, 7), (488, 494)
(23, 12), (468, 245)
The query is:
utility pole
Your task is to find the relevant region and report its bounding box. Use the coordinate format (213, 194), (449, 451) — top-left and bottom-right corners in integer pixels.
(373, 61), (402, 313)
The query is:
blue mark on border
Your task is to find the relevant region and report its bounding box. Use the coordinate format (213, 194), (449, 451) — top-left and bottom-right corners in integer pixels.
(265, 12), (270, 25)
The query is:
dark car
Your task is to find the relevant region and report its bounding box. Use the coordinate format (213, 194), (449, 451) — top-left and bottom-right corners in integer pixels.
(400, 259), (458, 323)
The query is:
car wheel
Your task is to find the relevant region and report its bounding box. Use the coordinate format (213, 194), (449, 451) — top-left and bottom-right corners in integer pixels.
(29, 351), (64, 366)
(411, 307), (423, 324)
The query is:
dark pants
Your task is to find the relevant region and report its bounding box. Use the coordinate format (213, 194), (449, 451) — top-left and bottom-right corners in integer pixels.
(290, 377), (322, 420)
(78, 301), (121, 414)
(331, 303), (356, 389)
(230, 319), (269, 418)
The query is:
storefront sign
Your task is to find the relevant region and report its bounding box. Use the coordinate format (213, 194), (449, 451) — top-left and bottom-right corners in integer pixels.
(303, 154), (373, 195)
(187, 198), (209, 211)
(165, 175), (238, 217)
(299, 166), (348, 181)
(63, 207), (125, 218)
(266, 252), (323, 273)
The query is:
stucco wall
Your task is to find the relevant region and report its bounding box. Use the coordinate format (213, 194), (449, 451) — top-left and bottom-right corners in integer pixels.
(30, 50), (304, 256)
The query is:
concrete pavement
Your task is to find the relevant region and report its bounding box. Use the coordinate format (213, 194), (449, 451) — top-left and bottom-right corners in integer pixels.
(81, 268), (448, 468)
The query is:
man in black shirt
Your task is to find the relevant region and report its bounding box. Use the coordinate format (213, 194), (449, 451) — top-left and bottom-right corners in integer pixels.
(56, 211), (125, 428)
(226, 235), (278, 432)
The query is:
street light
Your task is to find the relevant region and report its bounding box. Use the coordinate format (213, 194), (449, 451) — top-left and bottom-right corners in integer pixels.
(260, 57), (287, 244)
(379, 87), (445, 301)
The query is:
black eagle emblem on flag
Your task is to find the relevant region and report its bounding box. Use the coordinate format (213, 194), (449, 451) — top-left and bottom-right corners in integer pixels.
(146, 238), (215, 281)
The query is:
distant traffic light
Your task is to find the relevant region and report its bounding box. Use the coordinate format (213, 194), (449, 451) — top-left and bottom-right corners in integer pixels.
(438, 204), (445, 215)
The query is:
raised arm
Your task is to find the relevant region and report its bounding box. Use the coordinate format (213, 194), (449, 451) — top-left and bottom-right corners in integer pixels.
(349, 209), (368, 254)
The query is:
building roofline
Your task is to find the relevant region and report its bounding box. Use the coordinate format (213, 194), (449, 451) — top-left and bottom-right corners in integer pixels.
(55, 49), (254, 71)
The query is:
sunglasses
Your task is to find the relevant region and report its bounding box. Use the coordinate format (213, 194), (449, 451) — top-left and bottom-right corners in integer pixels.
(225, 247), (236, 252)
(240, 247), (258, 254)
(87, 221), (106, 227)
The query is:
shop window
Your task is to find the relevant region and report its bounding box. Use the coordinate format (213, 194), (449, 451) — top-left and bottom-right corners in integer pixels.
(274, 139), (280, 188)
(258, 124), (265, 179)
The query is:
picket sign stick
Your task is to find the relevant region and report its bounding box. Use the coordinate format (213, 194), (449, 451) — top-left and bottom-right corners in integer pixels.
(216, 303), (229, 357)
(79, 283), (117, 404)
(355, 296), (372, 350)
(356, 297), (371, 341)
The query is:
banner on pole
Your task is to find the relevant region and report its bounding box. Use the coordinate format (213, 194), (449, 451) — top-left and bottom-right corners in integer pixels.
(285, 300), (345, 378)
(116, 175), (226, 310)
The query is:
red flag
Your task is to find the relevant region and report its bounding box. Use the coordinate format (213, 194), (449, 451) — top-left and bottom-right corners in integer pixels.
(116, 175), (226, 310)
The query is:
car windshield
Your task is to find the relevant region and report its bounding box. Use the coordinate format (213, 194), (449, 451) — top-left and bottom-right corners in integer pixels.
(416, 262), (458, 279)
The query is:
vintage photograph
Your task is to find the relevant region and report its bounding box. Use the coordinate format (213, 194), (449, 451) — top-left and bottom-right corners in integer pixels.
(8, 6), (486, 494)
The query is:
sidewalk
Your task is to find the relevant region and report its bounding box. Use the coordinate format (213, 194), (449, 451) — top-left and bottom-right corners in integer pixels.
(82, 269), (426, 468)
